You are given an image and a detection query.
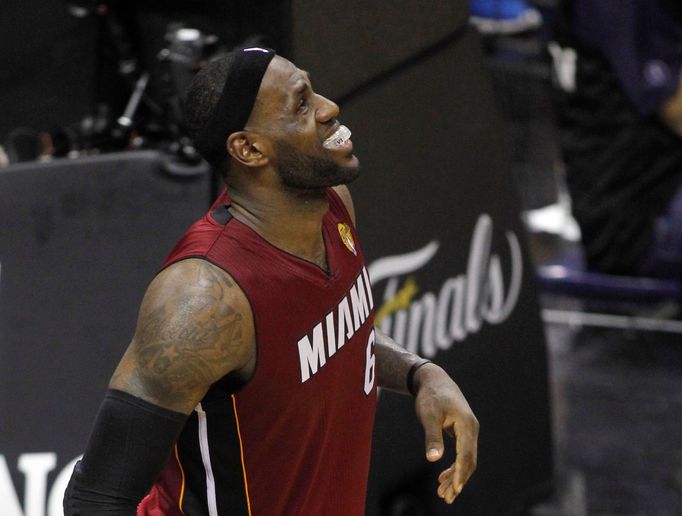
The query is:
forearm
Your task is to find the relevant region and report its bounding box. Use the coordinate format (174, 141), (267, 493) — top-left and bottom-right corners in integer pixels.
(375, 328), (429, 394)
(374, 330), (478, 506)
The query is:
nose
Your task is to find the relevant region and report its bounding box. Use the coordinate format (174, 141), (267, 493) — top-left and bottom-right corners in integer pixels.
(315, 94), (340, 123)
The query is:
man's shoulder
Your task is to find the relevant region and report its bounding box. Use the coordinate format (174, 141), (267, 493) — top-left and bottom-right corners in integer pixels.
(152, 258), (253, 329)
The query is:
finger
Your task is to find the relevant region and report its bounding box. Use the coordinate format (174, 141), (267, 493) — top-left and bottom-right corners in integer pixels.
(451, 419), (479, 490)
(438, 466), (454, 483)
(422, 416), (445, 462)
(438, 479), (452, 497)
(444, 484), (456, 504)
(438, 466), (456, 502)
(438, 482), (451, 500)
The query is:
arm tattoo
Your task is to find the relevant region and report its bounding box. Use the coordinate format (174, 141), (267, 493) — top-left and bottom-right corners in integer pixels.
(111, 260), (252, 413)
(375, 328), (423, 393)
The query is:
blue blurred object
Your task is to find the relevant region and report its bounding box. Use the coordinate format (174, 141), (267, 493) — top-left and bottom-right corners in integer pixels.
(469, 0), (542, 34)
(536, 245), (682, 303)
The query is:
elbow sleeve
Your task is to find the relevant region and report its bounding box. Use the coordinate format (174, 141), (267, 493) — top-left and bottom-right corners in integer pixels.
(63, 389), (187, 515)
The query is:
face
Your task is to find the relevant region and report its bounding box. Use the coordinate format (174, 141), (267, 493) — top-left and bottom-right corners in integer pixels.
(247, 57), (360, 188)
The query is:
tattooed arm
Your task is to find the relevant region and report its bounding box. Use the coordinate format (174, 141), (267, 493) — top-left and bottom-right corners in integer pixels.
(110, 258), (255, 412)
(63, 259), (255, 515)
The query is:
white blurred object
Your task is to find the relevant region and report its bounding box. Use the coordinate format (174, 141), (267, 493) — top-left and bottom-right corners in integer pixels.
(548, 42), (577, 93)
(0, 146), (8, 168)
(522, 192), (581, 241)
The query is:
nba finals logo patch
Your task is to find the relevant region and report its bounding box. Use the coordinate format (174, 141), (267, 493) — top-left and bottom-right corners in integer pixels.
(338, 223), (357, 255)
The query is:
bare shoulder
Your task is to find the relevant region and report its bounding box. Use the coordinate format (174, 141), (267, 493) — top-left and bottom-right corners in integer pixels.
(332, 185), (357, 226)
(110, 258), (255, 413)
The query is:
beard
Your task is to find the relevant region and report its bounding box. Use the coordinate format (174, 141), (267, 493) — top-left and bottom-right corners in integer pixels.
(274, 139), (360, 190)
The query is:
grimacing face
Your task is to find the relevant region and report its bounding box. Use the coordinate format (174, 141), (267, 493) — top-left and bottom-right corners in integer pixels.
(249, 56), (360, 189)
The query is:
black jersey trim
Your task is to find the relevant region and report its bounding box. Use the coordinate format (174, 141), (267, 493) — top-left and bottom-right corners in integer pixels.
(175, 413), (209, 515)
(200, 398), (251, 515)
(210, 204), (233, 225)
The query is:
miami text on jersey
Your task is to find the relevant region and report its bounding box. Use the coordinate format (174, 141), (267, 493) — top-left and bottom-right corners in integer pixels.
(297, 267), (374, 382)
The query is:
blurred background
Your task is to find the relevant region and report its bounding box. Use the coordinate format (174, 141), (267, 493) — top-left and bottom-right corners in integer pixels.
(1, 1), (681, 515)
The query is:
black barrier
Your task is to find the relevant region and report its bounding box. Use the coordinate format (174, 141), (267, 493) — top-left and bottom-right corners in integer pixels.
(292, 2), (553, 514)
(0, 151), (210, 515)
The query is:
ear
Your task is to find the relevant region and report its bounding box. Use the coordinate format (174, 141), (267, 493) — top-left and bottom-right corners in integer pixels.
(226, 131), (270, 167)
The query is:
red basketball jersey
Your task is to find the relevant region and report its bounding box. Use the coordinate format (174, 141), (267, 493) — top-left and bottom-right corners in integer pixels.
(138, 188), (377, 516)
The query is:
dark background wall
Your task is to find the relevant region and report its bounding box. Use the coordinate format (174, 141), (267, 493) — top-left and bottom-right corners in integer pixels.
(0, 0), (97, 143)
(292, 0), (469, 100)
(0, 0), (291, 155)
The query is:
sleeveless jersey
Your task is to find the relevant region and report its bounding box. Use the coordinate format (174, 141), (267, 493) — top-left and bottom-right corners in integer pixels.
(138, 188), (377, 516)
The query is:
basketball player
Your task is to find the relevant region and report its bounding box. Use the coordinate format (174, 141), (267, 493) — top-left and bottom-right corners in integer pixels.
(63, 48), (478, 515)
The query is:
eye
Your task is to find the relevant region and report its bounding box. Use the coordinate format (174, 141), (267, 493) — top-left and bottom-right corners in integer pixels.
(297, 96), (308, 113)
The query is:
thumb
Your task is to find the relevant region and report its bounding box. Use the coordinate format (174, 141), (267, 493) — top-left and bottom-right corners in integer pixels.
(423, 420), (444, 462)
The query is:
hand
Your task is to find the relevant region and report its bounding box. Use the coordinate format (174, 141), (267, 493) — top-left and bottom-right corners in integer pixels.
(413, 363), (479, 504)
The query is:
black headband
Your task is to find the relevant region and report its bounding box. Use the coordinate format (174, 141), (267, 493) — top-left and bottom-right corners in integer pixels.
(196, 47), (276, 167)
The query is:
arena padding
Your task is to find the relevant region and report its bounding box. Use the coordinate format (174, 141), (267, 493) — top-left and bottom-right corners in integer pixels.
(0, 151), (210, 514)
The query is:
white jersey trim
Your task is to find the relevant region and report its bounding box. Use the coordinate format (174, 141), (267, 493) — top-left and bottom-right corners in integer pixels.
(196, 403), (219, 516)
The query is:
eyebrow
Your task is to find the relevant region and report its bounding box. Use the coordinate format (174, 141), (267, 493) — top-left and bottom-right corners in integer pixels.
(293, 81), (310, 96)
(289, 70), (312, 105)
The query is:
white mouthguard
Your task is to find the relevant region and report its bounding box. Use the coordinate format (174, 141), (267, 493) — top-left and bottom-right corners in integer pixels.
(323, 125), (352, 149)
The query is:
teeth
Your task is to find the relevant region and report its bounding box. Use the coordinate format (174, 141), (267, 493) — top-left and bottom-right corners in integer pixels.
(323, 125), (351, 149)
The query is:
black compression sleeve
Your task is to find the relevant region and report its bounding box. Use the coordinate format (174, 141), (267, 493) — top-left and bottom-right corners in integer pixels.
(63, 389), (188, 515)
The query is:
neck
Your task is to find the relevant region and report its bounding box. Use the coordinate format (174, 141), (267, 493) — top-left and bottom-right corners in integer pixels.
(226, 180), (330, 267)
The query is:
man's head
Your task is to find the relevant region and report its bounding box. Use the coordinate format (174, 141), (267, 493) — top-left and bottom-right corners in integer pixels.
(184, 49), (359, 189)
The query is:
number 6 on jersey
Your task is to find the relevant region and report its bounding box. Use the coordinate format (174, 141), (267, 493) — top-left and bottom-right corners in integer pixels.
(364, 329), (376, 395)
